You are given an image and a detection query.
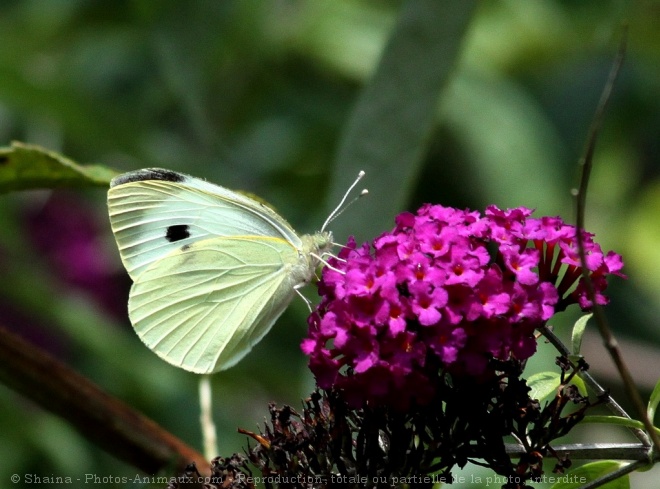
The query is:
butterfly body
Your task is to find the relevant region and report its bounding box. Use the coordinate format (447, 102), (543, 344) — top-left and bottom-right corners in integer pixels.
(108, 168), (332, 373)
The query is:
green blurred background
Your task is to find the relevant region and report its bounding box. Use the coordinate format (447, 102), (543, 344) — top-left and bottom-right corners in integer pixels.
(0, 1), (658, 487)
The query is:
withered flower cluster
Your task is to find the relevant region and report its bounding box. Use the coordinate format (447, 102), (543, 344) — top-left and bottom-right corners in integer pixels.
(170, 355), (599, 489)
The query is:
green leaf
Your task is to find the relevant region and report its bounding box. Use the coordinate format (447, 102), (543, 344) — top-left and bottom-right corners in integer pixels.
(571, 313), (592, 357)
(527, 371), (561, 402)
(328, 0), (478, 244)
(527, 370), (588, 402)
(0, 141), (116, 193)
(581, 415), (644, 430)
(647, 376), (660, 425)
(570, 374), (588, 397)
(550, 461), (629, 489)
(581, 415), (660, 441)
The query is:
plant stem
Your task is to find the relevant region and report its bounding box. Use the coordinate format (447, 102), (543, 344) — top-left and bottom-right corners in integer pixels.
(572, 27), (660, 452)
(199, 374), (218, 462)
(539, 324), (651, 446)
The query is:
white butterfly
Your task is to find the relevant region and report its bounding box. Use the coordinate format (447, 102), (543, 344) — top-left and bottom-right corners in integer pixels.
(107, 168), (361, 374)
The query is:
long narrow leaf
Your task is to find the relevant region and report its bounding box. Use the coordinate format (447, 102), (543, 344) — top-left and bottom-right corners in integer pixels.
(550, 461), (629, 489)
(328, 0), (477, 243)
(572, 313), (593, 356)
(647, 377), (660, 425)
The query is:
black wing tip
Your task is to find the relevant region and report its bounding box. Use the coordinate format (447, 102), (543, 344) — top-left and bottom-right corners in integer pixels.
(110, 168), (186, 188)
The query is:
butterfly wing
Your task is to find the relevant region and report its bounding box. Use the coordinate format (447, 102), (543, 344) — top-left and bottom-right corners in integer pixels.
(128, 235), (309, 373)
(107, 168), (302, 279)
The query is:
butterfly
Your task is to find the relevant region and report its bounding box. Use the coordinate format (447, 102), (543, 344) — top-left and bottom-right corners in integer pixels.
(107, 168), (363, 374)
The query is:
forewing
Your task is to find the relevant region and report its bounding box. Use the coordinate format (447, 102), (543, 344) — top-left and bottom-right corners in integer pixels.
(108, 168), (302, 279)
(128, 235), (304, 373)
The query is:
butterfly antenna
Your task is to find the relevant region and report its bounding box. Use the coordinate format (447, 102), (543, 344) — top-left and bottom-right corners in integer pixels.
(321, 170), (368, 232)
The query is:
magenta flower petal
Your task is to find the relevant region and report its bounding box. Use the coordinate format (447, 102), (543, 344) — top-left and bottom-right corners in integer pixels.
(303, 203), (625, 410)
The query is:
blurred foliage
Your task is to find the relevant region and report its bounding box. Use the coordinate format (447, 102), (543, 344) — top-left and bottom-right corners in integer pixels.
(0, 0), (658, 488)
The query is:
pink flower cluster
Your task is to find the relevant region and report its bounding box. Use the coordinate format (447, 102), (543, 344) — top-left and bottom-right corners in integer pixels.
(302, 204), (625, 409)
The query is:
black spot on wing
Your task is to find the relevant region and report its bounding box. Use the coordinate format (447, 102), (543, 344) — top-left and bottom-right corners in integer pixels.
(0, 155), (9, 165)
(110, 168), (186, 187)
(166, 224), (191, 242)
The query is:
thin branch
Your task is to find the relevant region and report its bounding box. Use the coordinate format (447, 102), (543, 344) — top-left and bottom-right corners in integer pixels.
(506, 442), (650, 489)
(504, 442), (650, 461)
(538, 324), (650, 446)
(572, 26), (660, 451)
(0, 325), (208, 475)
